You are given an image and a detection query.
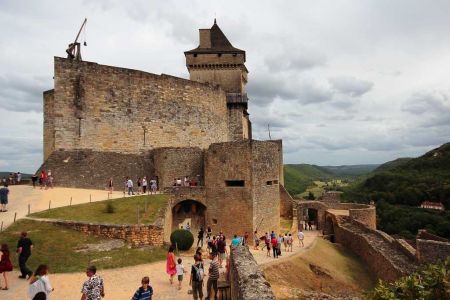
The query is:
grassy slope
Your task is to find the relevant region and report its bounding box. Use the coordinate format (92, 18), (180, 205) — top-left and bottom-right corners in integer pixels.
(284, 164), (334, 196)
(263, 238), (375, 299)
(31, 194), (168, 224)
(0, 219), (166, 273)
(321, 164), (380, 177)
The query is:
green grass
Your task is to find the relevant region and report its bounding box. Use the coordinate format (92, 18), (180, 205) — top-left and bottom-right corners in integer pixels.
(30, 194), (168, 224)
(0, 219), (167, 273)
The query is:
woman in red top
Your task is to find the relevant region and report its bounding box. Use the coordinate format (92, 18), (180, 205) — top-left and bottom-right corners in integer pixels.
(0, 244), (13, 290)
(166, 245), (177, 284)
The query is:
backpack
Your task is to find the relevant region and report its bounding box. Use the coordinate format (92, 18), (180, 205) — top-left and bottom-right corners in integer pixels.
(193, 263), (204, 281)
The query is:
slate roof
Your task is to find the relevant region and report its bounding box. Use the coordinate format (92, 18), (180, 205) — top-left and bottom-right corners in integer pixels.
(185, 20), (245, 55)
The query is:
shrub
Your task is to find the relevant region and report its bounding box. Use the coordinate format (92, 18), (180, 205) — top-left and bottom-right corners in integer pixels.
(105, 201), (115, 214)
(170, 229), (194, 250)
(366, 257), (450, 299)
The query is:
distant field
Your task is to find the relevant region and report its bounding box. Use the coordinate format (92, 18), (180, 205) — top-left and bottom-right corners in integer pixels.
(31, 194), (168, 224)
(0, 219), (166, 273)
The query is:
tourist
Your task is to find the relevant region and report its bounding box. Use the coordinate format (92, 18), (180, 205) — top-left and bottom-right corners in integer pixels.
(253, 231), (260, 250)
(127, 177), (134, 195)
(195, 247), (203, 262)
(283, 233), (288, 251)
(17, 231), (33, 279)
(0, 244), (13, 290)
(17, 172), (22, 184)
(186, 222), (191, 232)
(277, 234), (283, 256)
(287, 233), (293, 252)
(264, 232), (271, 257)
(197, 227), (204, 247)
(270, 230), (276, 240)
(206, 226), (212, 239)
(205, 252), (219, 300)
(81, 265), (104, 300)
(298, 229), (305, 247)
(40, 170), (46, 189)
(32, 174), (38, 188)
(142, 177), (148, 194)
(131, 276), (153, 300)
(231, 234), (241, 247)
(0, 184), (9, 212)
(150, 178), (157, 193)
(176, 178), (182, 186)
(271, 235), (278, 258)
(166, 245), (177, 284)
(108, 178), (113, 194)
(243, 231), (249, 246)
(206, 235), (213, 254)
(189, 254), (204, 300)
(308, 220), (313, 230)
(137, 177), (142, 194)
(28, 264), (54, 299)
(217, 236), (227, 268)
(47, 170), (53, 188)
(176, 258), (185, 290)
(210, 236), (218, 257)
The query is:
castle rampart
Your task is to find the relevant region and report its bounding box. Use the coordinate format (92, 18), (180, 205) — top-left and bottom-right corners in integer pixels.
(45, 57), (229, 159)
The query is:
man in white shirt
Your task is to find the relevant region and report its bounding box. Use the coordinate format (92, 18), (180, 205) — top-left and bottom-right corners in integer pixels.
(127, 178), (134, 195)
(297, 230), (305, 247)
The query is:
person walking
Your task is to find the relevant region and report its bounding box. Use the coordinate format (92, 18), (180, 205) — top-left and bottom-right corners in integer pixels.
(271, 235), (278, 258)
(189, 254), (204, 300)
(253, 231), (260, 250)
(0, 244), (13, 290)
(142, 177), (148, 194)
(166, 246), (177, 285)
(127, 177), (134, 195)
(287, 233), (293, 252)
(205, 253), (219, 300)
(0, 184), (9, 212)
(150, 178), (157, 193)
(81, 265), (104, 300)
(108, 178), (113, 194)
(217, 236), (227, 268)
(231, 235), (241, 247)
(17, 231), (33, 279)
(28, 264), (54, 299)
(31, 174), (38, 188)
(197, 228), (204, 248)
(131, 276), (153, 300)
(264, 232), (271, 257)
(176, 258), (185, 290)
(298, 230), (305, 247)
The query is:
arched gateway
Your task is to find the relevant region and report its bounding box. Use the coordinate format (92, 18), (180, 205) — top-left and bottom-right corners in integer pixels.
(172, 199), (206, 233)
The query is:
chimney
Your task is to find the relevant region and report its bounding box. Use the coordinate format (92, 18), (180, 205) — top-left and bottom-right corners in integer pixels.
(199, 29), (211, 48)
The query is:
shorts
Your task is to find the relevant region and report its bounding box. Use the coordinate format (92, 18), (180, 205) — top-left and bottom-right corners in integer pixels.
(219, 252), (226, 260)
(192, 280), (203, 299)
(0, 198), (7, 205)
(178, 274), (183, 281)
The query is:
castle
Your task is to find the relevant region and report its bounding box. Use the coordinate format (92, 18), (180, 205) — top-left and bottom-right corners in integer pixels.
(40, 20), (287, 239)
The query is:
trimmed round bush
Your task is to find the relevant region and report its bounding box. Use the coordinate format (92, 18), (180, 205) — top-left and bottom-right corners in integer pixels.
(170, 229), (194, 250)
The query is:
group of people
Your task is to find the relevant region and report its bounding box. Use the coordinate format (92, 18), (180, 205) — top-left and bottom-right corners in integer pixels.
(1, 172), (21, 185)
(173, 175), (200, 187)
(166, 236), (224, 300)
(253, 229), (306, 258)
(30, 170), (53, 189)
(118, 176), (158, 196)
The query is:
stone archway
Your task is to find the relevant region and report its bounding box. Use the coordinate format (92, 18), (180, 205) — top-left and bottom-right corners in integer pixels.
(296, 201), (328, 230)
(172, 199), (206, 234)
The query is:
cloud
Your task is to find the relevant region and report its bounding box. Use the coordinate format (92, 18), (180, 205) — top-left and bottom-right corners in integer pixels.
(265, 49), (326, 73)
(402, 90), (450, 128)
(0, 74), (48, 112)
(329, 76), (373, 97)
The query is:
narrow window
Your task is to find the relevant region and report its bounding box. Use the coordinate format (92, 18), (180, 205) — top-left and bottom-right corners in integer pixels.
(78, 118), (82, 137)
(212, 218), (218, 225)
(218, 53), (222, 57)
(266, 181), (273, 186)
(193, 54), (197, 57)
(225, 180), (245, 187)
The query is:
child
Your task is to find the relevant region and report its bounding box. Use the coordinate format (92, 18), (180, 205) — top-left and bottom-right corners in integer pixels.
(176, 258), (185, 290)
(132, 276), (153, 300)
(0, 244), (13, 290)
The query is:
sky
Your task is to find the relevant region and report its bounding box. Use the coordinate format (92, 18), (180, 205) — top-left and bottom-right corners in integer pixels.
(1, 0), (449, 173)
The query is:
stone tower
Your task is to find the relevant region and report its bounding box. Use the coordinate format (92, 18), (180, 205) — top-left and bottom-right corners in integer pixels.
(185, 20), (251, 141)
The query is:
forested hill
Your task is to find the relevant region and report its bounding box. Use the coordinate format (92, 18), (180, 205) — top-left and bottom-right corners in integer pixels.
(344, 142), (450, 208)
(343, 142), (450, 239)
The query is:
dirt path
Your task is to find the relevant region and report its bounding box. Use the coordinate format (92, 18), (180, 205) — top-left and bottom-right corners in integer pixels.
(0, 185), (147, 229)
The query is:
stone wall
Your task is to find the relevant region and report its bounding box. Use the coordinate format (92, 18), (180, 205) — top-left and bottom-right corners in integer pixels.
(43, 89), (55, 161)
(348, 206), (376, 230)
(153, 147), (204, 188)
(279, 185), (293, 218)
(31, 218), (164, 247)
(229, 245), (276, 300)
(251, 140), (281, 236)
(38, 149), (154, 189)
(415, 230), (450, 264)
(47, 57), (229, 157)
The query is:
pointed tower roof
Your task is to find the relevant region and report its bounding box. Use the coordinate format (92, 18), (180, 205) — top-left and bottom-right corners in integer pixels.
(185, 20), (245, 57)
